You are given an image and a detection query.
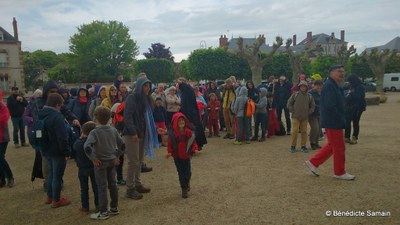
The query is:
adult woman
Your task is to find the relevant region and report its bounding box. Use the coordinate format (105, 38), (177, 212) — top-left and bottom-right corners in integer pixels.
(0, 89), (14, 187)
(345, 75), (366, 144)
(88, 86), (107, 121)
(68, 87), (91, 125)
(165, 86), (181, 127)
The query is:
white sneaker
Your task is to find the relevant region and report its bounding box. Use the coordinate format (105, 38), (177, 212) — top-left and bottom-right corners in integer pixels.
(334, 173), (355, 180)
(304, 160), (319, 176)
(90, 211), (109, 220)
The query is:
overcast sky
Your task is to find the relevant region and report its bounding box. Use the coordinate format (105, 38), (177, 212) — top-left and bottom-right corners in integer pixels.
(1, 0), (399, 61)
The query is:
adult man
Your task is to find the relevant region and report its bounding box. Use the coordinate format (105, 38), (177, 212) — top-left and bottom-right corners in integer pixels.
(305, 65), (355, 180)
(222, 78), (236, 139)
(274, 76), (292, 135)
(151, 83), (167, 108)
(7, 87), (28, 148)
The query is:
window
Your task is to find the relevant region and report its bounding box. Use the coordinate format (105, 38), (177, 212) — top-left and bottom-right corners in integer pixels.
(0, 52), (7, 67)
(391, 77), (399, 82)
(0, 31), (4, 41)
(0, 75), (8, 91)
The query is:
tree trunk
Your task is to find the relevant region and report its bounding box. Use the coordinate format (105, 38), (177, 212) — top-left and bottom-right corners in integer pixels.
(370, 66), (385, 93)
(250, 64), (263, 85)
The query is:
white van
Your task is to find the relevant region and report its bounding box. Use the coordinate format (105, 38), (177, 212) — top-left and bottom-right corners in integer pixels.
(383, 73), (400, 92)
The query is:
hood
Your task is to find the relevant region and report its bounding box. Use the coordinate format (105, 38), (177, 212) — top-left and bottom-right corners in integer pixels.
(238, 87), (248, 97)
(38, 106), (58, 119)
(105, 85), (116, 99)
(77, 87), (89, 98)
(171, 112), (191, 131)
(59, 88), (70, 98)
(207, 81), (216, 90)
(97, 86), (106, 98)
(246, 80), (255, 89)
(259, 88), (267, 97)
(134, 76), (152, 96)
(43, 80), (59, 100)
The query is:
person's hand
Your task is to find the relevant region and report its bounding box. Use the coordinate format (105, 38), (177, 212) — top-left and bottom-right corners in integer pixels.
(115, 158), (120, 166)
(157, 128), (167, 135)
(65, 156), (70, 160)
(165, 153), (172, 159)
(92, 159), (102, 167)
(72, 119), (80, 127)
(132, 135), (140, 142)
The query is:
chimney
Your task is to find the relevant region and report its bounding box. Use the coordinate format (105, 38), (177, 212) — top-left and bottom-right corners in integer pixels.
(219, 35), (228, 47)
(307, 32), (312, 43)
(293, 34), (297, 46)
(13, 17), (19, 41)
(340, 30), (345, 43)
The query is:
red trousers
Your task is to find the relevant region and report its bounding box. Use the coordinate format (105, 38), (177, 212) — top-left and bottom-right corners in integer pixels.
(208, 118), (219, 135)
(309, 128), (346, 176)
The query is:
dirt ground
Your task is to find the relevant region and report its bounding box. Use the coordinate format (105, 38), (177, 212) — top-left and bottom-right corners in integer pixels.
(0, 92), (399, 225)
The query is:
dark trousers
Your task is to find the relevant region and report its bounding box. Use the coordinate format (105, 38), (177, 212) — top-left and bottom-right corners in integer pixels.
(94, 159), (118, 213)
(208, 118), (219, 135)
(254, 113), (268, 138)
(345, 110), (363, 139)
(116, 154), (125, 181)
(237, 116), (250, 142)
(47, 156), (67, 202)
(78, 167), (99, 209)
(276, 104), (291, 132)
(174, 158), (191, 189)
(11, 117), (26, 144)
(0, 142), (13, 181)
(166, 111), (176, 128)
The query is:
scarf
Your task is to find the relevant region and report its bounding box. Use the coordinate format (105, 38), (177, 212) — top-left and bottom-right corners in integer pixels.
(79, 96), (88, 103)
(144, 105), (159, 159)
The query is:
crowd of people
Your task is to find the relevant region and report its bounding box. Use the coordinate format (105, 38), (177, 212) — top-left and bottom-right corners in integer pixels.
(0, 65), (367, 220)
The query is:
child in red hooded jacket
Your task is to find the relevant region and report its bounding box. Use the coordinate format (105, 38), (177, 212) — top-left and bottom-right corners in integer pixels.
(166, 112), (198, 198)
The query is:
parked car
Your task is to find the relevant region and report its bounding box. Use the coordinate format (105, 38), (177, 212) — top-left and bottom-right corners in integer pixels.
(364, 81), (376, 92)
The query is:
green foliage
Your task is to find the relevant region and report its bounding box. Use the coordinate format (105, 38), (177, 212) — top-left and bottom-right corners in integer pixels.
(385, 54), (400, 73)
(187, 48), (251, 81)
(262, 54), (293, 80)
(348, 54), (374, 80)
(134, 58), (174, 83)
(310, 56), (338, 78)
(69, 20), (139, 82)
(176, 60), (191, 80)
(144, 43), (174, 62)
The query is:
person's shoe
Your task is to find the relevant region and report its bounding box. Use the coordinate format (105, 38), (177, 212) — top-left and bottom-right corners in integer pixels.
(108, 207), (119, 216)
(259, 137), (266, 142)
(250, 136), (258, 141)
(45, 197), (53, 204)
(344, 138), (351, 144)
(51, 197), (71, 208)
(301, 146), (309, 153)
(141, 164), (153, 173)
(350, 136), (358, 144)
(135, 184), (151, 193)
(126, 189), (143, 200)
(14, 144), (20, 148)
(117, 179), (126, 185)
(7, 178), (14, 187)
(304, 160), (319, 176)
(286, 131), (291, 135)
(245, 140), (251, 144)
(233, 141), (242, 145)
(90, 211), (109, 220)
(290, 146), (296, 153)
(215, 134), (220, 137)
(181, 187), (189, 199)
(334, 173), (355, 180)
(223, 134), (230, 139)
(311, 144), (317, 150)
(228, 135), (235, 139)
(21, 143), (30, 147)
(79, 207), (90, 215)
(0, 180), (6, 188)
(208, 134), (213, 138)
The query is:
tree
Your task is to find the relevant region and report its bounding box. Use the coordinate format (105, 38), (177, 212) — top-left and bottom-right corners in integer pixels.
(362, 48), (397, 92)
(134, 58), (174, 83)
(47, 53), (79, 83)
(23, 50), (59, 90)
(385, 54), (400, 73)
(348, 54), (373, 80)
(144, 43), (174, 62)
(69, 20), (139, 82)
(226, 36), (283, 84)
(262, 53), (293, 80)
(337, 44), (356, 66)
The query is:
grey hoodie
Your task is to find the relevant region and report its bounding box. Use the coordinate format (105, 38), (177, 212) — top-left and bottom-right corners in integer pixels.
(233, 87), (248, 117)
(255, 88), (268, 114)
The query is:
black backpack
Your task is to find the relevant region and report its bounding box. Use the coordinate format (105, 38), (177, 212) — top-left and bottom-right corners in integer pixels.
(29, 116), (49, 151)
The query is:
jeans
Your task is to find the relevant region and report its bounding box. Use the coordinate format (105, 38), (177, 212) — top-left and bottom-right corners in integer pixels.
(116, 154), (125, 181)
(47, 156), (67, 202)
(174, 158), (191, 189)
(276, 104), (291, 132)
(11, 117), (26, 145)
(78, 167), (99, 209)
(0, 142), (13, 181)
(254, 113), (268, 138)
(237, 116), (250, 142)
(94, 159), (118, 213)
(345, 110), (363, 139)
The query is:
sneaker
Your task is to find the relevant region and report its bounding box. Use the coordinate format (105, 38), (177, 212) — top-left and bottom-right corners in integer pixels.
(223, 134), (230, 139)
(21, 143), (30, 147)
(0, 180), (6, 188)
(334, 173), (355, 180)
(181, 188), (189, 199)
(259, 137), (266, 142)
(141, 164), (153, 173)
(51, 197), (71, 208)
(250, 136), (258, 141)
(14, 144), (20, 148)
(245, 140), (251, 144)
(79, 207), (90, 215)
(233, 141), (242, 145)
(117, 179), (126, 185)
(304, 160), (319, 176)
(126, 189), (143, 200)
(108, 207), (119, 216)
(90, 211), (109, 220)
(7, 178), (14, 187)
(136, 184), (151, 193)
(45, 197), (52, 204)
(344, 138), (350, 144)
(208, 134), (213, 138)
(215, 134), (220, 137)
(301, 146), (309, 153)
(229, 135), (235, 139)
(311, 144), (321, 150)
(290, 146), (296, 153)
(349, 136), (358, 145)
(286, 131), (291, 135)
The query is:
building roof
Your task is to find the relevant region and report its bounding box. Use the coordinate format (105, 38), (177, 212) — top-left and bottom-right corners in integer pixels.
(0, 26), (17, 42)
(297, 33), (347, 45)
(364, 36), (400, 53)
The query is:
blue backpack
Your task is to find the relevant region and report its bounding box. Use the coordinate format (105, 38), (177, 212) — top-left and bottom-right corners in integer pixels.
(29, 116), (49, 151)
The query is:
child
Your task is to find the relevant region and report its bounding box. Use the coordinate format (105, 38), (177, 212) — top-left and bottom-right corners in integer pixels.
(153, 97), (168, 146)
(84, 106), (125, 220)
(251, 88), (268, 142)
(287, 81), (315, 153)
(232, 87), (250, 145)
(206, 93), (221, 137)
(72, 121), (99, 214)
(267, 92), (279, 138)
(166, 112), (198, 198)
